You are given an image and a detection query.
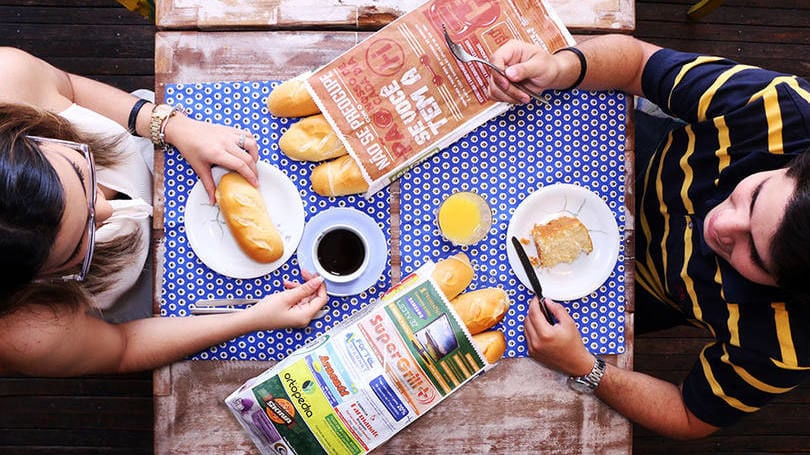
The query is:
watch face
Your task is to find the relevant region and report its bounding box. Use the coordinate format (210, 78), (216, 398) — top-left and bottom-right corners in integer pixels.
(154, 104), (173, 116)
(568, 378), (595, 394)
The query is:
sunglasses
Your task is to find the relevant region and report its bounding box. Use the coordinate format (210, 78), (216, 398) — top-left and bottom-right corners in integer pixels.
(27, 135), (97, 282)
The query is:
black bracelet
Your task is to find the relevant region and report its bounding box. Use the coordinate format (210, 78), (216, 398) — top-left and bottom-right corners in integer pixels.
(553, 47), (587, 91)
(127, 98), (150, 137)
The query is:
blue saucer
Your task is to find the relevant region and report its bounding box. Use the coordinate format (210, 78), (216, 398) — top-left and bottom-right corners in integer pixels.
(298, 207), (387, 296)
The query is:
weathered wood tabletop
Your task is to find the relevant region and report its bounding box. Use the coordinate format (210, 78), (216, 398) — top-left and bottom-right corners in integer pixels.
(152, 28), (635, 454)
(155, 0), (635, 33)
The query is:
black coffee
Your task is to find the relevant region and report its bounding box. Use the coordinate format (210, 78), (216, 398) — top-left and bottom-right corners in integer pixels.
(316, 228), (365, 276)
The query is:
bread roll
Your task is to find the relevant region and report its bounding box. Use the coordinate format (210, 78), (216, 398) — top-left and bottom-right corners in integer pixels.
(472, 330), (506, 364)
(431, 253), (474, 301)
(267, 78), (320, 118)
(451, 288), (509, 335)
(279, 114), (347, 162)
(310, 154), (369, 196)
(215, 172), (284, 263)
(532, 215), (593, 268)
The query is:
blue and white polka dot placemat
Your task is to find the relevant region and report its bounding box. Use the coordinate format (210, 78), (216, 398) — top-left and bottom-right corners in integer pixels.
(160, 81), (391, 361)
(400, 90), (628, 356)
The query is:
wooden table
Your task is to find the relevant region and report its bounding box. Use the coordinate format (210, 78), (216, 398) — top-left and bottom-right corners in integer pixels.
(152, 6), (636, 454)
(155, 0), (635, 33)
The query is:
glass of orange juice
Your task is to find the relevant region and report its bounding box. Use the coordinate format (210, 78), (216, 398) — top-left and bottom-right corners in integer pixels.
(437, 191), (492, 246)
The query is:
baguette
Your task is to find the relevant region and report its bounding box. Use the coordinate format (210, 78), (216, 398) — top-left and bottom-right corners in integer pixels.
(451, 288), (509, 335)
(279, 114), (347, 162)
(267, 78), (320, 118)
(431, 253), (474, 301)
(310, 154), (369, 196)
(215, 172), (284, 263)
(472, 330), (506, 364)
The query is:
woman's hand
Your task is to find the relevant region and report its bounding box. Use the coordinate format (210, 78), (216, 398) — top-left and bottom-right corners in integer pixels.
(488, 40), (562, 104)
(248, 270), (328, 330)
(164, 115), (260, 203)
(523, 297), (596, 377)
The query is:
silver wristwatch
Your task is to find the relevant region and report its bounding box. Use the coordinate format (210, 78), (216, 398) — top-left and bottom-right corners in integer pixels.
(567, 356), (606, 394)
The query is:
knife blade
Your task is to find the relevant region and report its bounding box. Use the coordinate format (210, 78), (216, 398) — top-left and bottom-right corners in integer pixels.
(191, 298), (258, 315)
(511, 236), (555, 324)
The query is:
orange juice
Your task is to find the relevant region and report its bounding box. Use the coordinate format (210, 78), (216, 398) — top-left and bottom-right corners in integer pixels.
(437, 192), (492, 246)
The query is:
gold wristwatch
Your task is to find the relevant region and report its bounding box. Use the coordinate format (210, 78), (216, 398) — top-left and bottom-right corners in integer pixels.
(149, 103), (184, 149)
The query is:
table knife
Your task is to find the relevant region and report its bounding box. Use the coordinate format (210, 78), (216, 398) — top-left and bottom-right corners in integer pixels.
(511, 236), (555, 324)
(191, 298), (258, 315)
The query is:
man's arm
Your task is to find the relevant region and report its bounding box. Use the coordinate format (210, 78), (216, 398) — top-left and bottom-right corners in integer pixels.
(525, 298), (719, 439)
(596, 362), (719, 439)
(489, 34), (661, 103)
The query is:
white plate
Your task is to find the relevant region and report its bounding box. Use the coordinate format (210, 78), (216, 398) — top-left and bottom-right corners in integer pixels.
(506, 183), (621, 301)
(184, 162), (305, 279)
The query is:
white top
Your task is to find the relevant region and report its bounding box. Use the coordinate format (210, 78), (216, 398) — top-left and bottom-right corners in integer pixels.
(59, 103), (154, 312)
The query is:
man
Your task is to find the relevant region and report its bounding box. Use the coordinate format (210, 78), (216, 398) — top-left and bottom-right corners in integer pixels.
(488, 34), (810, 438)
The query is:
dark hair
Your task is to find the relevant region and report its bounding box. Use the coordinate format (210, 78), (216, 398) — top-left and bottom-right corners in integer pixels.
(0, 105), (70, 300)
(770, 151), (810, 303)
(0, 103), (138, 315)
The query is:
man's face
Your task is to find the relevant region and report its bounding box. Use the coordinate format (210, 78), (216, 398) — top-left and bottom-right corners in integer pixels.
(703, 169), (795, 286)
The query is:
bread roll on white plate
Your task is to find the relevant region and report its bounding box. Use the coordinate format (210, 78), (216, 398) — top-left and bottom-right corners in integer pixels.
(215, 172), (284, 263)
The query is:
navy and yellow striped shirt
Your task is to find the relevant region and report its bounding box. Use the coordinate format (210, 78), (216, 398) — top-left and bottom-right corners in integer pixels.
(637, 49), (810, 426)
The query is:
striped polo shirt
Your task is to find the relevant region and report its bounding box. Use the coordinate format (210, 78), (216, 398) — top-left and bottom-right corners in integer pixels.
(637, 48), (810, 426)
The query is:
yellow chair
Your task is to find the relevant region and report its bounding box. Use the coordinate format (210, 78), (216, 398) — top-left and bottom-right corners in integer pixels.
(116, 0), (155, 21)
(687, 0), (725, 19)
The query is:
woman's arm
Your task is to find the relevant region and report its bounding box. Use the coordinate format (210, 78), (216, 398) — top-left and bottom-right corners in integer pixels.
(0, 276), (327, 376)
(525, 298), (719, 439)
(488, 34), (661, 103)
(0, 47), (259, 201)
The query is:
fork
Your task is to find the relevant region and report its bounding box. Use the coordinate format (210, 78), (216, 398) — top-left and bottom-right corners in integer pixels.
(442, 25), (549, 106)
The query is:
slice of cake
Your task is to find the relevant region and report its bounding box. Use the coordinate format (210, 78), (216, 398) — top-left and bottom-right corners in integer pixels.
(531, 216), (593, 268)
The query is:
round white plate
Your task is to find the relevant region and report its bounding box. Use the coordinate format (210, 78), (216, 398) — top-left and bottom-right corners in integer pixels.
(506, 183), (621, 301)
(298, 207), (387, 297)
(184, 162), (305, 279)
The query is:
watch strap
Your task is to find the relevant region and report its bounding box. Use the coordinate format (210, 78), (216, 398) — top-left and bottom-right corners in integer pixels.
(568, 356), (606, 393)
(150, 104), (185, 148)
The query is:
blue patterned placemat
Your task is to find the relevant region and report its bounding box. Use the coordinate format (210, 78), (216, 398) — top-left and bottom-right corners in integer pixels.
(400, 91), (628, 356)
(160, 81), (392, 361)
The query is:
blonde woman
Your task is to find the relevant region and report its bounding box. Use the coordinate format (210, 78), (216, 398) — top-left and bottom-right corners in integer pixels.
(0, 47), (327, 376)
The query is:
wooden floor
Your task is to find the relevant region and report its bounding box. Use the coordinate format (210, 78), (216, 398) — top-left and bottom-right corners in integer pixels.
(1, 0), (809, 454)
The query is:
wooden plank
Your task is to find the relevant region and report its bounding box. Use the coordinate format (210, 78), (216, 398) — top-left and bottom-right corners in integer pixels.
(156, 0), (421, 31)
(154, 0), (635, 33)
(0, 375), (152, 396)
(0, 5), (152, 24)
(637, 2), (810, 27)
(154, 359), (631, 454)
(640, 0), (810, 9)
(0, 0), (115, 6)
(9, 25), (155, 57)
(43, 57), (155, 76)
(0, 428), (151, 448)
